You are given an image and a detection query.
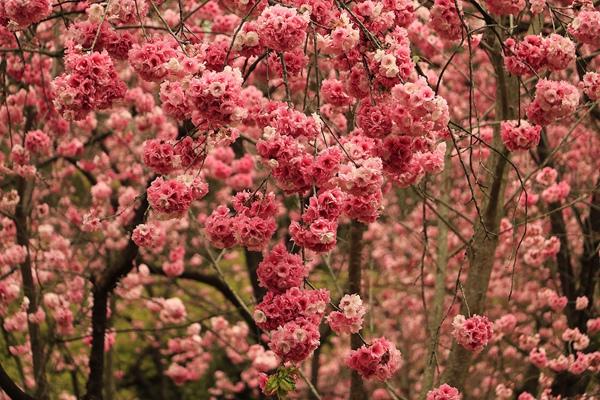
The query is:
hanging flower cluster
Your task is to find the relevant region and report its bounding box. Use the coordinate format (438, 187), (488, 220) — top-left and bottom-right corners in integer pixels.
(568, 10), (600, 47)
(256, 243), (308, 293)
(426, 384), (463, 400)
(205, 191), (277, 251)
(500, 120), (542, 151)
(527, 79), (580, 126)
(256, 5), (309, 52)
(346, 337), (403, 381)
(504, 34), (575, 75)
(3, 0), (52, 27)
(485, 0), (525, 15)
(430, 0), (464, 41)
(53, 50), (127, 121)
(452, 314), (494, 352)
(147, 175), (209, 219)
(326, 294), (367, 334)
(129, 36), (202, 82)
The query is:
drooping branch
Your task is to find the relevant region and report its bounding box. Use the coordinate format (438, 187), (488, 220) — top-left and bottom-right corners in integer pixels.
(148, 266), (261, 340)
(0, 362), (35, 400)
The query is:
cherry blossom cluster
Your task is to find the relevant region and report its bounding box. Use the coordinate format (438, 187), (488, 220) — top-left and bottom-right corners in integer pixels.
(346, 337), (403, 381)
(52, 49), (127, 121)
(157, 297), (187, 324)
(187, 67), (247, 129)
(68, 19), (134, 60)
(426, 384), (463, 400)
(485, 0), (524, 15)
(580, 72), (600, 101)
(430, 0), (464, 41)
(256, 243), (308, 293)
(500, 120), (542, 151)
(256, 5), (309, 52)
(131, 223), (166, 250)
(527, 79), (580, 126)
(289, 189), (343, 252)
(452, 314), (494, 352)
(256, 286), (329, 364)
(504, 34), (575, 75)
(326, 294), (367, 334)
(2, 0), (52, 27)
(568, 10), (600, 47)
(520, 222), (560, 266)
(256, 127), (338, 194)
(129, 36), (201, 82)
(205, 191), (277, 251)
(162, 245), (185, 277)
(147, 175), (209, 219)
(142, 137), (206, 175)
(254, 287), (330, 332)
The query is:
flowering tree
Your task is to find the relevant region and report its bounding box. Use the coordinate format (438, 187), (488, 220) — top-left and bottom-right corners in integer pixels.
(0, 0), (598, 398)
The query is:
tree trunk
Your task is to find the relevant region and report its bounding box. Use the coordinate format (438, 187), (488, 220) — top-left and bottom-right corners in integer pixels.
(83, 289), (108, 400)
(442, 24), (518, 391)
(15, 177), (47, 399)
(348, 221), (367, 400)
(420, 149), (452, 398)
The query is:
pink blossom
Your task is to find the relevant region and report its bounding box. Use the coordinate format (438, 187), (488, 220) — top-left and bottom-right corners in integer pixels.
(500, 120), (541, 151)
(256, 5), (309, 52)
(504, 35), (547, 76)
(188, 67), (247, 129)
(426, 383), (462, 400)
(159, 298), (187, 324)
(289, 218), (338, 253)
(147, 175), (209, 219)
(24, 130), (51, 155)
(541, 181), (570, 204)
(254, 287), (330, 331)
(527, 79), (580, 126)
(544, 34), (575, 71)
(452, 314), (494, 352)
(142, 139), (177, 175)
(128, 36), (198, 82)
(4, 0), (52, 27)
(575, 296), (589, 310)
(580, 72), (600, 101)
(430, 0), (463, 41)
(52, 51), (127, 121)
(321, 78), (354, 107)
(257, 243), (308, 293)
(327, 294), (366, 334)
(346, 337), (403, 381)
(269, 318), (320, 363)
(535, 167), (558, 186)
(132, 223), (166, 249)
(568, 10), (600, 47)
(485, 0), (524, 15)
(205, 205), (237, 249)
